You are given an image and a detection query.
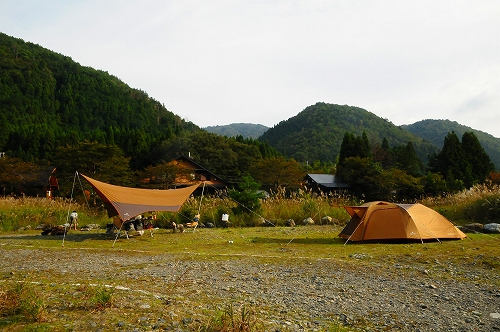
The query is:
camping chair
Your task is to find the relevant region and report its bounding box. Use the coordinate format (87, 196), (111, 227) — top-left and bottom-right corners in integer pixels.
(185, 221), (198, 231)
(185, 214), (200, 232)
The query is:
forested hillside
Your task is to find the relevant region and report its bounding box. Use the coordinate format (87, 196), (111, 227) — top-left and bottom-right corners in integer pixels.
(204, 123), (269, 139)
(403, 119), (500, 170)
(3, 30), (498, 201)
(259, 102), (438, 164)
(0, 32), (283, 189)
(0, 32), (199, 169)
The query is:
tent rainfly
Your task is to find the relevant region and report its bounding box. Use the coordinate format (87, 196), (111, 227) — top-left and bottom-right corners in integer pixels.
(340, 201), (466, 242)
(80, 174), (199, 221)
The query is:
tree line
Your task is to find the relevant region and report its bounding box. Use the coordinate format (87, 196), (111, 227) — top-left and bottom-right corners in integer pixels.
(336, 131), (496, 201)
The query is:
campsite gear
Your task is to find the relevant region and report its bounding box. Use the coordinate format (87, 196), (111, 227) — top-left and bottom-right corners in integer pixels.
(222, 213), (229, 228)
(185, 214), (200, 231)
(340, 201), (466, 243)
(69, 210), (78, 230)
(78, 173), (198, 246)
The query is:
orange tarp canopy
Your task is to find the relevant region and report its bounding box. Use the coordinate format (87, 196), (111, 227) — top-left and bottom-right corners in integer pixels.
(80, 174), (199, 221)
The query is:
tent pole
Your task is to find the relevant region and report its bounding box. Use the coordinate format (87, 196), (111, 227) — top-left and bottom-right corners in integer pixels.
(62, 171), (78, 248)
(197, 181), (206, 215)
(112, 220), (125, 248)
(343, 218), (365, 245)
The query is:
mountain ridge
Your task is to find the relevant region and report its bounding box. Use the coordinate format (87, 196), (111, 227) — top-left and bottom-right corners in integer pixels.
(2, 31), (499, 171)
(204, 123), (268, 139)
(258, 102), (439, 164)
(207, 113), (500, 171)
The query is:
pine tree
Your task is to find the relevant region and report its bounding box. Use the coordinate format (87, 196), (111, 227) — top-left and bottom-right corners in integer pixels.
(338, 132), (356, 165)
(338, 132), (371, 166)
(461, 132), (495, 184)
(393, 142), (424, 177)
(431, 132), (466, 175)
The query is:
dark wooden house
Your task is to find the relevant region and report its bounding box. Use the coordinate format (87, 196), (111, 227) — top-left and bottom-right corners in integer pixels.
(304, 173), (350, 193)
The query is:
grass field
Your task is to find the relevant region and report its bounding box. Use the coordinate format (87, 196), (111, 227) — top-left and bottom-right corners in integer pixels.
(1, 184), (500, 330)
(1, 225), (499, 269)
(0, 225), (499, 331)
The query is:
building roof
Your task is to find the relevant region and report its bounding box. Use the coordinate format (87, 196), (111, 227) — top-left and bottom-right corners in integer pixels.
(305, 174), (350, 188)
(175, 155), (229, 187)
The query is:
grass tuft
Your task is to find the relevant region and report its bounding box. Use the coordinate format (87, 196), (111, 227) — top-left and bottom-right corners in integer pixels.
(89, 285), (114, 310)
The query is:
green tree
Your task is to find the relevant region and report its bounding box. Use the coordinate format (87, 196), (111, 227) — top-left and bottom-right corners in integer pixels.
(140, 161), (191, 189)
(228, 175), (264, 215)
(389, 169), (424, 202)
(372, 137), (393, 169)
(429, 132), (468, 191)
(336, 157), (390, 201)
(53, 140), (133, 191)
(338, 132), (356, 166)
(0, 156), (41, 196)
(461, 132), (494, 185)
(421, 172), (448, 197)
(392, 142), (425, 177)
(338, 131), (371, 167)
(249, 156), (304, 191)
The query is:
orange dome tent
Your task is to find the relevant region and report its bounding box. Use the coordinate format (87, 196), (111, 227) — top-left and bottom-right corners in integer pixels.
(340, 201), (466, 243)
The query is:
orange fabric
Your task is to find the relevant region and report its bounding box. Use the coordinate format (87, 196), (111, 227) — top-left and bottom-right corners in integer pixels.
(340, 201), (466, 242)
(81, 174), (198, 221)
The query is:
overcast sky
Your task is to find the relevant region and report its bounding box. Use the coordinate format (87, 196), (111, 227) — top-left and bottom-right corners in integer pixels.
(2, 1), (500, 137)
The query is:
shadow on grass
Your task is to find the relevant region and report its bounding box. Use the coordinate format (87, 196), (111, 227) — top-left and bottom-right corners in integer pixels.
(0, 231), (114, 242)
(251, 236), (344, 245)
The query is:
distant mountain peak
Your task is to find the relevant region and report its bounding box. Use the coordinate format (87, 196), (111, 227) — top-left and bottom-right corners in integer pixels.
(204, 123), (269, 139)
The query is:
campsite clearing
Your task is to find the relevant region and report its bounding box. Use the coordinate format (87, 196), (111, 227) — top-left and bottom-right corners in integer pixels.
(0, 226), (499, 331)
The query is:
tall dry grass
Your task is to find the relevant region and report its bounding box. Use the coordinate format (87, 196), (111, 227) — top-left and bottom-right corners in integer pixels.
(0, 196), (108, 231)
(1, 183), (499, 231)
(170, 187), (356, 228)
(420, 183), (500, 223)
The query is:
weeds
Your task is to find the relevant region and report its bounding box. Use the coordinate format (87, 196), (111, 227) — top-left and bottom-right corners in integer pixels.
(89, 285), (114, 310)
(202, 304), (260, 332)
(0, 280), (46, 323)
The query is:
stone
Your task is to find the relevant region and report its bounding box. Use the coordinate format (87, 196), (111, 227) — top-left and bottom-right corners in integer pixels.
(322, 216), (333, 224)
(490, 313), (500, 319)
(483, 223), (500, 234)
(254, 217), (265, 226)
(302, 217), (314, 226)
(458, 223), (483, 233)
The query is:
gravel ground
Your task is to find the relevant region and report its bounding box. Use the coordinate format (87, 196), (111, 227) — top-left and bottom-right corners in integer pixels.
(0, 247), (499, 331)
